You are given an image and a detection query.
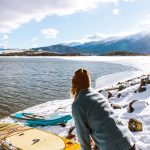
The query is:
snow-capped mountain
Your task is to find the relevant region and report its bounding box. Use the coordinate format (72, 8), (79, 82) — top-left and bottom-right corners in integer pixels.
(2, 31), (150, 55)
(72, 31), (150, 55)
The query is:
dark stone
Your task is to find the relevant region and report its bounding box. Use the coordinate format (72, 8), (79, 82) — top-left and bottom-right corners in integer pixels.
(66, 126), (76, 140)
(140, 79), (146, 86)
(128, 118), (143, 132)
(108, 91), (113, 98)
(98, 90), (103, 93)
(117, 93), (122, 98)
(118, 85), (126, 91)
(111, 103), (121, 109)
(127, 100), (138, 113)
(138, 86), (146, 92)
(117, 82), (122, 85)
(66, 134), (75, 140)
(68, 126), (75, 135)
(146, 75), (150, 84)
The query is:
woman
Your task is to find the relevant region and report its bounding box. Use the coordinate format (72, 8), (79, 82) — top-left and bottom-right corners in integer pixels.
(71, 69), (136, 150)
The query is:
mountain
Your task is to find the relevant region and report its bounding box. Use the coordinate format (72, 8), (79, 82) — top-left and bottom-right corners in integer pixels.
(73, 32), (150, 55)
(32, 44), (81, 54)
(31, 32), (150, 55)
(62, 42), (82, 47)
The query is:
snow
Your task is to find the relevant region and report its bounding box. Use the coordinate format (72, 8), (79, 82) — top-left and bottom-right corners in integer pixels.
(0, 56), (150, 150)
(95, 71), (143, 89)
(0, 49), (25, 54)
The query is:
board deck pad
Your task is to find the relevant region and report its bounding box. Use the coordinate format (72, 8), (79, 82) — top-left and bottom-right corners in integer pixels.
(0, 123), (80, 150)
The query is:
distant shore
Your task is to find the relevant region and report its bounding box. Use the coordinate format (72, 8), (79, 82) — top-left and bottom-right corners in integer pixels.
(0, 50), (149, 56)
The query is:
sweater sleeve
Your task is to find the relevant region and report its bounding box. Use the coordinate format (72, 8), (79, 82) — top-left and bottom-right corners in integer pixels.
(72, 104), (91, 150)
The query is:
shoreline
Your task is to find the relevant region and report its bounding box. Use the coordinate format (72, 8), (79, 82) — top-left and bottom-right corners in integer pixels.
(0, 56), (149, 119)
(1, 72), (150, 150)
(0, 56), (150, 149)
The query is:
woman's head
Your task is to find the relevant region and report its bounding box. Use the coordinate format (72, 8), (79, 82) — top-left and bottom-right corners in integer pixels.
(71, 69), (91, 99)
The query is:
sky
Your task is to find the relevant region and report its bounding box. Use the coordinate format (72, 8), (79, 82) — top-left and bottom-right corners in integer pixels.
(0, 0), (150, 49)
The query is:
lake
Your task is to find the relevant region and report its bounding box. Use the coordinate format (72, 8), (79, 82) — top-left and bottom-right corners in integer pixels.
(0, 57), (136, 118)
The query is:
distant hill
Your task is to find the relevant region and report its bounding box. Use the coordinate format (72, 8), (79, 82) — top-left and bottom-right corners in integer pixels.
(31, 32), (150, 55)
(32, 44), (81, 54)
(73, 32), (150, 55)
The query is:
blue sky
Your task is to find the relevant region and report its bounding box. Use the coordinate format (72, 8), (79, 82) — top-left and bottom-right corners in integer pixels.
(0, 0), (150, 49)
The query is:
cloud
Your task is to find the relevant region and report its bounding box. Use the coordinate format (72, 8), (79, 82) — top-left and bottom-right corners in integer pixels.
(41, 28), (59, 38)
(113, 8), (121, 15)
(85, 33), (110, 41)
(0, 0), (133, 33)
(63, 33), (113, 44)
(133, 15), (150, 31)
(64, 30), (142, 44)
(139, 19), (150, 29)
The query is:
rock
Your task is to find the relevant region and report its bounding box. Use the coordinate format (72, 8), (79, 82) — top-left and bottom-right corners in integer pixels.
(140, 79), (146, 86)
(117, 82), (122, 85)
(138, 86), (146, 92)
(99, 90), (112, 99)
(118, 85), (126, 91)
(111, 103), (121, 109)
(138, 78), (147, 93)
(117, 93), (122, 98)
(108, 91), (113, 98)
(146, 74), (150, 84)
(123, 104), (128, 108)
(57, 123), (66, 127)
(66, 134), (76, 140)
(127, 100), (138, 113)
(130, 100), (149, 113)
(130, 79), (139, 86)
(66, 126), (76, 140)
(68, 126), (75, 135)
(98, 90), (102, 93)
(128, 118), (143, 132)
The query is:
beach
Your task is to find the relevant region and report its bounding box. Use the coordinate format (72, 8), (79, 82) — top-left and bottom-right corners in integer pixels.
(0, 56), (150, 150)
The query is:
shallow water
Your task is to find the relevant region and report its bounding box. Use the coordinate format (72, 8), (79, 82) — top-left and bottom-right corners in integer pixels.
(0, 57), (136, 118)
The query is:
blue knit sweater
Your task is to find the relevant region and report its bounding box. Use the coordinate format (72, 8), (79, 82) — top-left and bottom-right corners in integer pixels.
(72, 89), (136, 150)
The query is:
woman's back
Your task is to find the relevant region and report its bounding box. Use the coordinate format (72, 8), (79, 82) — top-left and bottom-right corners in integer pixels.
(72, 89), (136, 150)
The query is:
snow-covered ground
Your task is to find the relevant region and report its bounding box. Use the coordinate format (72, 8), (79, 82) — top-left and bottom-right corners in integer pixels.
(0, 56), (150, 150)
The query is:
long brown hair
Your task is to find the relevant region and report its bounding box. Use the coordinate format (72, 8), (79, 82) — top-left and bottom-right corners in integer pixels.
(71, 69), (91, 99)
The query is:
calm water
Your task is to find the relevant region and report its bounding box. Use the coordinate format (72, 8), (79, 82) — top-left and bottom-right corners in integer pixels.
(0, 57), (136, 118)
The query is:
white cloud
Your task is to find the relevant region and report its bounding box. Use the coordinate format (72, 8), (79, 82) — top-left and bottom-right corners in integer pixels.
(64, 30), (143, 44)
(31, 38), (38, 47)
(0, 0), (133, 33)
(113, 8), (121, 15)
(139, 19), (150, 29)
(85, 33), (110, 41)
(133, 15), (150, 31)
(41, 28), (59, 38)
(65, 14), (150, 44)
